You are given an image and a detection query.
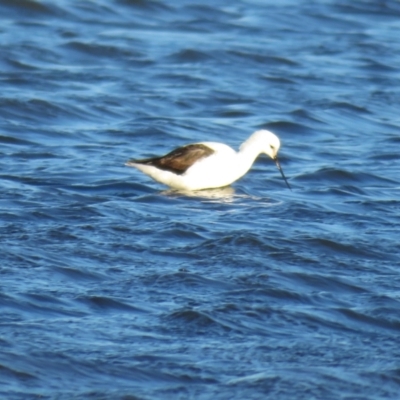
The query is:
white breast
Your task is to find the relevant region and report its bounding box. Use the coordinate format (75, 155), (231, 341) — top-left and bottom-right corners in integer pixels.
(177, 142), (242, 190)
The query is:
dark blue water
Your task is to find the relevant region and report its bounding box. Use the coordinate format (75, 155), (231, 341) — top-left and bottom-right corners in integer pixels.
(1, 0), (400, 398)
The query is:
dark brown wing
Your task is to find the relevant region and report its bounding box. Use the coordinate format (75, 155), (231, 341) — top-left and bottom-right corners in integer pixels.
(128, 144), (215, 175)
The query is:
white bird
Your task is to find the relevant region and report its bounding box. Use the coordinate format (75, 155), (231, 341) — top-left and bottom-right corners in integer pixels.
(125, 129), (291, 191)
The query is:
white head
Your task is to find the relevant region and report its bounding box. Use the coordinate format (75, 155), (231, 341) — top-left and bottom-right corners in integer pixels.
(241, 129), (291, 190)
(258, 130), (281, 159)
(241, 130), (280, 159)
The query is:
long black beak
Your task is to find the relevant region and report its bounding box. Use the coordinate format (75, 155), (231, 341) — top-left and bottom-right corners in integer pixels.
(274, 156), (291, 190)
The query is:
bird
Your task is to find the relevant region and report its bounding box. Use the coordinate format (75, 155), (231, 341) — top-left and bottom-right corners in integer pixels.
(125, 129), (291, 191)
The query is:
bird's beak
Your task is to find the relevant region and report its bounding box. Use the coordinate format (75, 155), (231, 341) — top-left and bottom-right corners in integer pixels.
(274, 156), (291, 190)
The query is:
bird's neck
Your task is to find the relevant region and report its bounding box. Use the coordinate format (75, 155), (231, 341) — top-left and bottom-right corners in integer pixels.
(236, 140), (263, 176)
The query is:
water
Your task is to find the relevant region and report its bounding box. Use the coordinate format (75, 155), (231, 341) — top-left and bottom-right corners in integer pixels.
(1, 0), (400, 398)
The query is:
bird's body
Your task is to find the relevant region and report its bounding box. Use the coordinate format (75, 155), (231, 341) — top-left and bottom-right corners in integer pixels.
(126, 130), (291, 191)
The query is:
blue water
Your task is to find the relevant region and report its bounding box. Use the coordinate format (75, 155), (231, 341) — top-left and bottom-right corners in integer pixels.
(1, 0), (400, 399)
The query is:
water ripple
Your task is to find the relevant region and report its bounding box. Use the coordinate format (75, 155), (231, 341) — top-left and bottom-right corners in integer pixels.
(1, 0), (400, 398)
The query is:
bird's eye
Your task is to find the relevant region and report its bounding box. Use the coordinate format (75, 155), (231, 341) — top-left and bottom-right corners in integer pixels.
(270, 145), (275, 150)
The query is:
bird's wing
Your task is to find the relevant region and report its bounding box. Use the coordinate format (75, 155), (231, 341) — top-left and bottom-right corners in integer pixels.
(128, 144), (215, 175)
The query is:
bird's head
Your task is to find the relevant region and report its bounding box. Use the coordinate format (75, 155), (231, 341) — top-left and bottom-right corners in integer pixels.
(249, 130), (291, 190)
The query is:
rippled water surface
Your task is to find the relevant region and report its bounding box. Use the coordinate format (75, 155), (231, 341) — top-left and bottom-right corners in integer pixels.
(1, 0), (400, 399)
